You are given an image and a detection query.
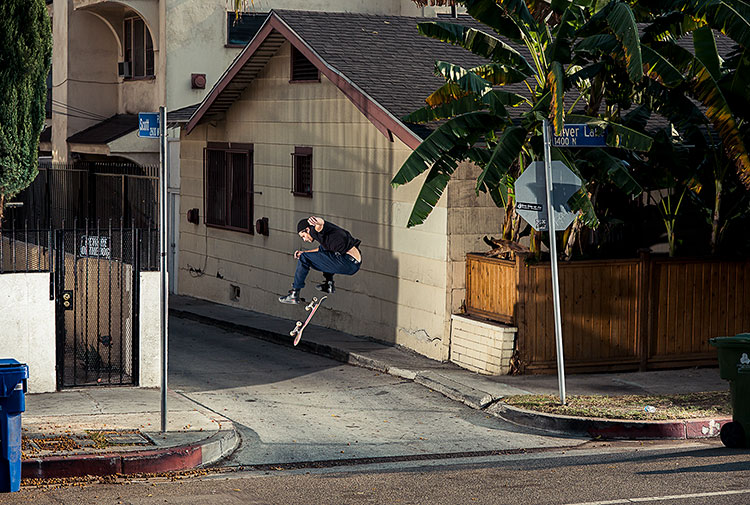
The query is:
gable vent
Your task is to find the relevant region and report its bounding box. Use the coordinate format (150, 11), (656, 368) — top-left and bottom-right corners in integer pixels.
(291, 46), (319, 82)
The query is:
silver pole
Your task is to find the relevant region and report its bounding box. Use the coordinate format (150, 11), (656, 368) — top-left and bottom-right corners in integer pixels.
(159, 106), (169, 432)
(542, 119), (567, 405)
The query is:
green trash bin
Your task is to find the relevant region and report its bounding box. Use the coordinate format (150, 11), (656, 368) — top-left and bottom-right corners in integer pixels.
(710, 334), (750, 448)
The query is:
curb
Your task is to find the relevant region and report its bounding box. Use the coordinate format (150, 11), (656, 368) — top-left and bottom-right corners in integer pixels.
(22, 423), (238, 480)
(489, 403), (731, 440)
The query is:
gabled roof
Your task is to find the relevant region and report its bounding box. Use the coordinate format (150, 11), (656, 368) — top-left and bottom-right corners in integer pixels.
(67, 114), (138, 144)
(187, 10), (488, 149)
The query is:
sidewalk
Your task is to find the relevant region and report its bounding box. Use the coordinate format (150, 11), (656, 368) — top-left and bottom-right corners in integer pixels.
(21, 387), (237, 479)
(170, 295), (731, 441)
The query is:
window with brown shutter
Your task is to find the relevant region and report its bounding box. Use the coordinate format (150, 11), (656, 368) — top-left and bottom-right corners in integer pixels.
(204, 144), (253, 233)
(290, 46), (319, 82)
(292, 147), (312, 197)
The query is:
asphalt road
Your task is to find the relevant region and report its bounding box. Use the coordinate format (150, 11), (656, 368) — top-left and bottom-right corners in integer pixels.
(9, 441), (750, 504)
(166, 316), (579, 466)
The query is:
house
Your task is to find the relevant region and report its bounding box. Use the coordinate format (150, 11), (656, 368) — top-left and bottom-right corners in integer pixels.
(43, 0), (453, 293)
(180, 10), (505, 361)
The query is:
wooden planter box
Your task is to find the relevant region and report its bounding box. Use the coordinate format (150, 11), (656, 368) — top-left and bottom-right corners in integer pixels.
(465, 252), (750, 374)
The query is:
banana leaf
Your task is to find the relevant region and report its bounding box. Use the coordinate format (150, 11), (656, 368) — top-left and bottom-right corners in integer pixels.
(650, 41), (750, 185)
(606, 2), (643, 82)
(417, 21), (535, 76)
(693, 26), (722, 81)
(684, 0), (750, 49)
(585, 148), (643, 196)
(462, 0), (525, 42)
(476, 126), (528, 201)
(402, 96), (485, 124)
(435, 61), (493, 96)
(547, 61), (566, 134)
(641, 45), (685, 88)
(463, 0), (534, 42)
(470, 63), (530, 85)
(391, 112), (508, 188)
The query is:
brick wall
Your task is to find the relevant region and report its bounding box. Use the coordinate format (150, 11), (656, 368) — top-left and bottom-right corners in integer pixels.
(450, 315), (517, 375)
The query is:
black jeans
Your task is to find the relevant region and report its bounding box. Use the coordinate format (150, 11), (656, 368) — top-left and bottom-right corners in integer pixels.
(293, 249), (361, 290)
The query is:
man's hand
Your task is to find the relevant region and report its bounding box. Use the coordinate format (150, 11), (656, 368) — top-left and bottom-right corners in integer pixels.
(294, 250), (302, 260)
(308, 216), (325, 232)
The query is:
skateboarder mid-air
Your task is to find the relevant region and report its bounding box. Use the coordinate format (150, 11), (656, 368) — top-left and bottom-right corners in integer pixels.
(278, 216), (362, 304)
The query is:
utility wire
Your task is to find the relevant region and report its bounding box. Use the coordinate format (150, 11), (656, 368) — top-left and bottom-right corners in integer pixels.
(51, 99), (108, 121)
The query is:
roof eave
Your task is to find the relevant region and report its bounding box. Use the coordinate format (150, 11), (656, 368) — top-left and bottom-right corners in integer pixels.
(186, 12), (423, 150)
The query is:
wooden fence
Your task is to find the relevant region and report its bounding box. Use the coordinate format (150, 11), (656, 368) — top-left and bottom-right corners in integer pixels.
(465, 252), (750, 373)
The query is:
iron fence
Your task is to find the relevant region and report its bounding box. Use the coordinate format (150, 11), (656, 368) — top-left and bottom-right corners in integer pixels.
(6, 161), (159, 229)
(0, 220), (158, 274)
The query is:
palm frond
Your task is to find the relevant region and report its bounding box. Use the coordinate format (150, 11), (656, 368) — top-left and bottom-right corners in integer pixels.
(417, 22), (535, 75)
(547, 61), (566, 134)
(391, 112), (509, 188)
(402, 96), (485, 124)
(606, 2), (643, 82)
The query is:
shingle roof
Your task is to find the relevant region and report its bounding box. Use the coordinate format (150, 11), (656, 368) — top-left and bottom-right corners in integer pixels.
(273, 10), (489, 124)
(67, 114), (138, 144)
(168, 103), (200, 123)
(188, 11), (503, 145)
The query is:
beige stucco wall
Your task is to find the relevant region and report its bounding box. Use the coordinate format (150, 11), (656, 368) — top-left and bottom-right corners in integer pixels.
(179, 41), (451, 360)
(0, 274), (56, 393)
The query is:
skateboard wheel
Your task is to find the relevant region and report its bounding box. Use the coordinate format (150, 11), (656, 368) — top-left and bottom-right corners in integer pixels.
(296, 321), (302, 327)
(289, 330), (296, 337)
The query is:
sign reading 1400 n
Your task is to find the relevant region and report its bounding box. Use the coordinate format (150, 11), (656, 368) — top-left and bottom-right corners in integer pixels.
(552, 123), (606, 147)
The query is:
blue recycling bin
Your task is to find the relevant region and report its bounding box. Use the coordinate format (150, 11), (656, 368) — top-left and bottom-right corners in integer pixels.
(0, 359), (28, 493)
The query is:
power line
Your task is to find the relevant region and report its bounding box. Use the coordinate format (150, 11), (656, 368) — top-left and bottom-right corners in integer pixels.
(52, 77), (121, 88)
(51, 99), (108, 120)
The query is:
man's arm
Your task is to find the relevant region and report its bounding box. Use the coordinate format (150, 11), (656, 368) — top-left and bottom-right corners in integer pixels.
(294, 247), (318, 259)
(308, 216), (325, 233)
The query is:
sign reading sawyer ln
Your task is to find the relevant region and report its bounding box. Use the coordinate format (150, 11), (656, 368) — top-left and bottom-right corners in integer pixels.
(552, 123), (606, 147)
(514, 161), (582, 232)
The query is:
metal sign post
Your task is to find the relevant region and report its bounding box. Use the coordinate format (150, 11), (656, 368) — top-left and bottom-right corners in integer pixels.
(159, 106), (169, 433)
(139, 108), (169, 431)
(542, 119), (567, 405)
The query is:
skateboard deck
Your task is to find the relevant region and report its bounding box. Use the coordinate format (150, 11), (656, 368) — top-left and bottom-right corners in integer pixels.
(290, 296), (327, 346)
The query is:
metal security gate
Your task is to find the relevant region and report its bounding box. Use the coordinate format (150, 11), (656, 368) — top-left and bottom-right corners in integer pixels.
(54, 223), (151, 387)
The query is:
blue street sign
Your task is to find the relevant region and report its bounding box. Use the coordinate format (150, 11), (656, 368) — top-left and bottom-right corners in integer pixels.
(552, 123), (606, 147)
(138, 112), (160, 138)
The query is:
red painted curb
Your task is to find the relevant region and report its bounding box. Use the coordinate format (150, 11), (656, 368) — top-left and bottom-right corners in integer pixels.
(22, 444), (203, 480)
(496, 404), (731, 441)
(685, 418), (731, 439)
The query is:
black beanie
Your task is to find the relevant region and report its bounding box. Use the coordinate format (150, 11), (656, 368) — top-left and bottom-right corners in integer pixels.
(297, 219), (309, 233)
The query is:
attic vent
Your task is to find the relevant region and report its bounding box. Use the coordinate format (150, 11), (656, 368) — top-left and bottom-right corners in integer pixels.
(291, 46), (319, 82)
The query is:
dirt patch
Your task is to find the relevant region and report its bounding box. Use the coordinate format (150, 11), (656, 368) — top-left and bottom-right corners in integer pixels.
(502, 391), (732, 420)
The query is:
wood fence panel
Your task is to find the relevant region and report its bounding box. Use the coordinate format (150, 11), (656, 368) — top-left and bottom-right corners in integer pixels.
(517, 260), (641, 371)
(648, 260), (750, 365)
(464, 254), (750, 373)
(465, 254), (516, 324)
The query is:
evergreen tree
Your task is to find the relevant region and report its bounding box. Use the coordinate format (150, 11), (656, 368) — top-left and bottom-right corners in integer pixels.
(0, 0), (52, 224)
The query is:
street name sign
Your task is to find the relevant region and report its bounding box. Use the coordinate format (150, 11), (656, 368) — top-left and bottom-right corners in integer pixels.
(514, 160), (582, 231)
(138, 112), (160, 138)
(552, 123), (606, 147)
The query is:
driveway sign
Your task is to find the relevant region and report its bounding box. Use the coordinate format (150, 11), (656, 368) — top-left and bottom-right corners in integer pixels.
(138, 112), (160, 138)
(552, 123), (607, 147)
(514, 160), (582, 231)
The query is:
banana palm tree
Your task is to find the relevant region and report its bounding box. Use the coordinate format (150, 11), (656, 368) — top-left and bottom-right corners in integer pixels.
(633, 0), (750, 254)
(391, 0), (653, 258)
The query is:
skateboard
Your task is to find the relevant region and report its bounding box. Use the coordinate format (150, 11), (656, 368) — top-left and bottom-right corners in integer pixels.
(290, 296), (327, 346)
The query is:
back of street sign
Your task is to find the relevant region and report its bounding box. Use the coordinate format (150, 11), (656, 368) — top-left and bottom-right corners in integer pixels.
(514, 161), (582, 231)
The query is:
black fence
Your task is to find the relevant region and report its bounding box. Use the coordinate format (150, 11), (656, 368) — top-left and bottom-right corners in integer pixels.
(6, 162), (159, 229)
(0, 221), (159, 274)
